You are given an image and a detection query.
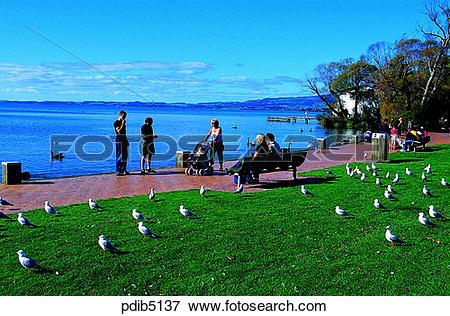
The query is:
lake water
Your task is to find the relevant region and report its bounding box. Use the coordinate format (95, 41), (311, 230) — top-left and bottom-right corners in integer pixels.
(0, 102), (327, 179)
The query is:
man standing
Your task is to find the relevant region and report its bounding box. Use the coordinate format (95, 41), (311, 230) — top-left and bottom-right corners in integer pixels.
(114, 110), (129, 176)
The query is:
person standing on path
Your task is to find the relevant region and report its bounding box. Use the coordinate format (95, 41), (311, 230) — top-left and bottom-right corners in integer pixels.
(113, 110), (129, 176)
(205, 118), (224, 171)
(140, 117), (158, 174)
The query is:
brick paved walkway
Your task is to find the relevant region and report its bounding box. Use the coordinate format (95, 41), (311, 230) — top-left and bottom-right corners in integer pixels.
(1, 132), (448, 213)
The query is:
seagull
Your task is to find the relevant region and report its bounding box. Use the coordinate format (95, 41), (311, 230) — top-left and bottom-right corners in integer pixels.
(375, 178), (381, 186)
(392, 173), (400, 184)
(387, 185), (394, 193)
(355, 167), (362, 175)
(424, 164), (431, 174)
(300, 185), (310, 195)
(132, 209), (146, 221)
(98, 235), (121, 253)
(18, 213), (34, 227)
(235, 184), (244, 194)
(88, 198), (101, 210)
(0, 197), (13, 206)
(148, 188), (156, 201)
(335, 206), (352, 216)
(364, 152), (368, 159)
(348, 170), (354, 177)
(0, 211), (12, 219)
(360, 173), (366, 181)
(418, 212), (436, 227)
(325, 169), (333, 174)
(16, 250), (42, 270)
(428, 205), (444, 218)
(385, 171), (390, 179)
(179, 204), (196, 218)
(44, 201), (59, 215)
(366, 165), (372, 173)
(138, 222), (159, 238)
(385, 226), (406, 245)
(422, 185), (431, 196)
(406, 168), (414, 176)
(441, 178), (449, 186)
(374, 199), (384, 209)
(371, 162), (377, 170)
(372, 170), (379, 177)
(421, 173), (427, 181)
(200, 185), (206, 197)
(384, 190), (395, 200)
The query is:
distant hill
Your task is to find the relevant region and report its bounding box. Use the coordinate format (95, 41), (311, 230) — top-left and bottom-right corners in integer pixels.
(0, 96), (328, 112)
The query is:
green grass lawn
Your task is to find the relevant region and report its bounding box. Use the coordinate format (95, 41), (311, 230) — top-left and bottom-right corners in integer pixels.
(1, 145), (449, 296)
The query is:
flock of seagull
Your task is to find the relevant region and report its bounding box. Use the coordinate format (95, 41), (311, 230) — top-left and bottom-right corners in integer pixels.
(1, 181), (243, 271)
(323, 161), (447, 245)
(1, 158), (448, 271)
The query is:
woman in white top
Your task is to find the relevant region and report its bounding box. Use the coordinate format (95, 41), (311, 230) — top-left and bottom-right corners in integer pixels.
(205, 118), (224, 171)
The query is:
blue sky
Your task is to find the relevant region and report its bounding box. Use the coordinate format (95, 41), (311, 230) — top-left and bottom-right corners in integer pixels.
(0, 0), (428, 102)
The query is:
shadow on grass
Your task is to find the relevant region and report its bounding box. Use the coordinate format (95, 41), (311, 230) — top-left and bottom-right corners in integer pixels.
(386, 159), (423, 164)
(250, 176), (339, 190)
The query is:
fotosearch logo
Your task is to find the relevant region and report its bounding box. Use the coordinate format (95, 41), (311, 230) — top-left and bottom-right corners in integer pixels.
(50, 133), (370, 163)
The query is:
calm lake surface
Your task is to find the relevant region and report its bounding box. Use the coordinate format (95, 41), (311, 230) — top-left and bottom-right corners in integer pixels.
(0, 102), (327, 179)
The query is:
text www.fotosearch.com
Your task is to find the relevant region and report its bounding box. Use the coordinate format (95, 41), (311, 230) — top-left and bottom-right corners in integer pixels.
(121, 299), (327, 313)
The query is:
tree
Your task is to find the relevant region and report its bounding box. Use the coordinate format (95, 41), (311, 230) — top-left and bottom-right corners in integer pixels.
(331, 60), (378, 125)
(303, 59), (354, 120)
(418, 1), (450, 108)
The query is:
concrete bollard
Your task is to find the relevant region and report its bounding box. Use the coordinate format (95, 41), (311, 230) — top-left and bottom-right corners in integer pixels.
(2, 162), (22, 185)
(175, 151), (191, 168)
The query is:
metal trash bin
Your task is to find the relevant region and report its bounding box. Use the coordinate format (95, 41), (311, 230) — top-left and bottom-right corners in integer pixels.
(2, 162), (22, 185)
(371, 133), (389, 161)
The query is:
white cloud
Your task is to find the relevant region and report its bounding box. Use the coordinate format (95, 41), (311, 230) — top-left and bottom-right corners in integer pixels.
(0, 61), (305, 102)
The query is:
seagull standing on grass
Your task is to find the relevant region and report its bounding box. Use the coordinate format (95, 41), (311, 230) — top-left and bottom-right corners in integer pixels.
(372, 170), (379, 177)
(374, 199), (384, 209)
(385, 226), (406, 245)
(0, 197), (13, 206)
(421, 173), (427, 181)
(148, 188), (156, 201)
(325, 169), (333, 174)
(366, 165), (372, 173)
(441, 178), (448, 186)
(385, 171), (390, 179)
(88, 198), (101, 210)
(387, 185), (394, 193)
(422, 185), (431, 196)
(138, 222), (159, 238)
(18, 213), (34, 227)
(179, 204), (196, 218)
(98, 235), (121, 253)
(335, 206), (352, 216)
(375, 178), (381, 186)
(300, 185), (309, 195)
(44, 201), (59, 215)
(393, 173), (400, 184)
(384, 190), (395, 200)
(371, 162), (377, 170)
(424, 164), (431, 174)
(406, 168), (414, 176)
(418, 212), (436, 227)
(428, 205), (444, 218)
(360, 173), (366, 182)
(200, 185), (206, 197)
(132, 209), (146, 221)
(16, 250), (42, 271)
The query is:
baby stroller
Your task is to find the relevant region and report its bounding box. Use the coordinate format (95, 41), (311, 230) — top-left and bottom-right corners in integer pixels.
(184, 141), (214, 176)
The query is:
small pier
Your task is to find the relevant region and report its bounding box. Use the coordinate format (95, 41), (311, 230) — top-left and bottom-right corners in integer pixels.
(267, 116), (316, 123)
